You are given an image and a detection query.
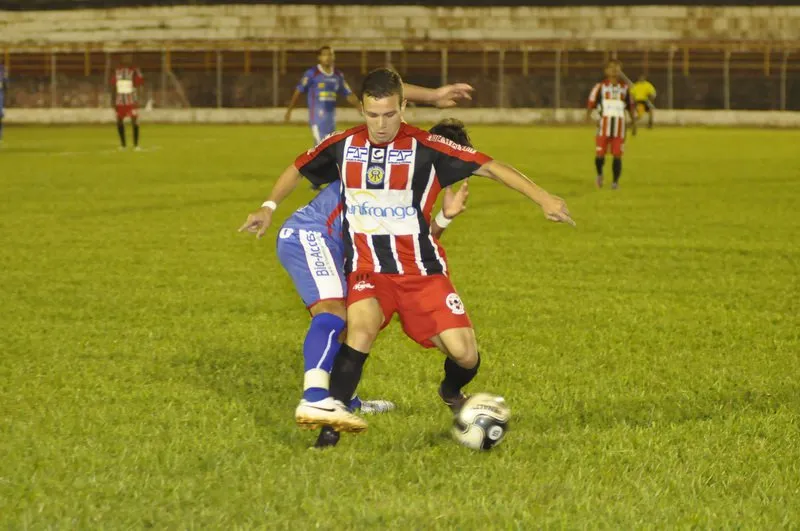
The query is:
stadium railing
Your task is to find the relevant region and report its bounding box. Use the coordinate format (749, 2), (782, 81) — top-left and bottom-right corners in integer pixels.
(2, 40), (799, 120)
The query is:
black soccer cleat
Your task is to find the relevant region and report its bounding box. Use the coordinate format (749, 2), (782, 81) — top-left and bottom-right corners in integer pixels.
(313, 425), (341, 448)
(438, 385), (470, 414)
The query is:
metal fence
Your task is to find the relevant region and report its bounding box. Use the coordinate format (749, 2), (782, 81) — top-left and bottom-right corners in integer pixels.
(3, 42), (799, 110)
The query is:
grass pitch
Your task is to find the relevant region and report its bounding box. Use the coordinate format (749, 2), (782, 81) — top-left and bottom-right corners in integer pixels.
(1, 123), (799, 528)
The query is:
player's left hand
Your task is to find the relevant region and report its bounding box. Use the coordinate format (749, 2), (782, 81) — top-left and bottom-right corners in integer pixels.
(433, 83), (474, 108)
(238, 207), (274, 239)
(442, 180), (470, 219)
(541, 195), (576, 226)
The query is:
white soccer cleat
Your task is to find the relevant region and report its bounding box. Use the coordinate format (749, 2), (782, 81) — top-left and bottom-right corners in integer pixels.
(295, 397), (367, 433)
(359, 399), (396, 415)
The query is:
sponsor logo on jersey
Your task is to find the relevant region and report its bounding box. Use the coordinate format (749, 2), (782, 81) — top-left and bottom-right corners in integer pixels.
(427, 134), (477, 154)
(371, 149), (385, 163)
(345, 146), (369, 163)
(344, 189), (420, 235)
(387, 150), (413, 164)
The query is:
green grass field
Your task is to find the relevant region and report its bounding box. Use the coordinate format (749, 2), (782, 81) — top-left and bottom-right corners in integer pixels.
(1, 123), (799, 528)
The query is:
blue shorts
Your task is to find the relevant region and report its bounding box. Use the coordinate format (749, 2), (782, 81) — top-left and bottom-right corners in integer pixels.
(277, 227), (346, 308)
(310, 120), (335, 145)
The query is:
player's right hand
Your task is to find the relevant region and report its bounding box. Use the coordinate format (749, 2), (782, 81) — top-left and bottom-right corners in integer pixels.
(541, 195), (575, 226)
(238, 207), (274, 239)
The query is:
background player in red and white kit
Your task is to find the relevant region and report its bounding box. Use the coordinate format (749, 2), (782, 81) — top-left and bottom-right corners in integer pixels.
(110, 54), (144, 150)
(587, 59), (637, 189)
(240, 69), (574, 445)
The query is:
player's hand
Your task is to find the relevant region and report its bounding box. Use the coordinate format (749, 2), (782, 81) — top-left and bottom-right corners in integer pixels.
(238, 207), (274, 239)
(432, 83), (474, 108)
(631, 123), (638, 137)
(541, 195), (575, 226)
(284, 110), (292, 122)
(442, 180), (470, 219)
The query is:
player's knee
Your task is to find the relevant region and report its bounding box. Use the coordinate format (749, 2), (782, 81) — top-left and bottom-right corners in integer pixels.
(346, 323), (379, 352)
(443, 329), (479, 369)
(310, 299), (346, 321)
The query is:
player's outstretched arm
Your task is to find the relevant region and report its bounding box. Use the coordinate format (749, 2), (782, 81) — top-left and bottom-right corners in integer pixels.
(238, 164), (304, 239)
(474, 161), (575, 226)
(404, 83), (474, 109)
(431, 181), (469, 239)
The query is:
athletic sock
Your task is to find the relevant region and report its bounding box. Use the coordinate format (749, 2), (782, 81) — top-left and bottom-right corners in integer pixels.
(440, 354), (481, 399)
(329, 344), (369, 407)
(595, 156), (605, 177)
(133, 123), (140, 147)
(117, 122), (126, 147)
(301, 313), (346, 403)
(612, 158), (622, 183)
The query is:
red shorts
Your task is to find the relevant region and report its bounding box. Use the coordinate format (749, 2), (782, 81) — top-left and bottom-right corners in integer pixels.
(595, 135), (624, 157)
(115, 104), (138, 120)
(347, 272), (472, 349)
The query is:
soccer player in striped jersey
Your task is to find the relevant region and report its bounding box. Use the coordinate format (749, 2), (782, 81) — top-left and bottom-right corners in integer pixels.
(240, 68), (574, 443)
(110, 55), (144, 150)
(240, 110), (472, 435)
(587, 59), (637, 189)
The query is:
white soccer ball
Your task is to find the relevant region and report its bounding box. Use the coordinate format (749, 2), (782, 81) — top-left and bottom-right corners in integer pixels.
(451, 393), (510, 451)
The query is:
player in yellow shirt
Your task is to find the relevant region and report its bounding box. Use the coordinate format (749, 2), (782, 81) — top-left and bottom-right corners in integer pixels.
(631, 75), (656, 129)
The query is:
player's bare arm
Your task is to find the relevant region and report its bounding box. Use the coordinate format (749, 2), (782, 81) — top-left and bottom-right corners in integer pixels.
(346, 93), (361, 109)
(238, 164), (304, 238)
(285, 89), (303, 122)
(404, 83), (474, 108)
(474, 161), (575, 226)
(431, 180), (470, 239)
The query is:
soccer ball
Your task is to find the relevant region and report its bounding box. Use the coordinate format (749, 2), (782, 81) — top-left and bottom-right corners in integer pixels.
(451, 393), (510, 451)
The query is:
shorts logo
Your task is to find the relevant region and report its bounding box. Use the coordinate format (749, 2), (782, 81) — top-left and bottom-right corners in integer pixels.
(445, 293), (465, 315)
(279, 228), (294, 239)
(352, 281), (376, 292)
(367, 166), (385, 185)
(370, 149), (385, 163)
(345, 146), (369, 163)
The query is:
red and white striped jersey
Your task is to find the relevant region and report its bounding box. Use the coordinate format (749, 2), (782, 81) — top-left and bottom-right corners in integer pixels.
(294, 123), (492, 276)
(110, 67), (144, 105)
(587, 79), (635, 139)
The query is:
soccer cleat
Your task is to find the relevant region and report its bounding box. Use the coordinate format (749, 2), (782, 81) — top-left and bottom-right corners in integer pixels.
(596, 175), (604, 188)
(438, 386), (470, 414)
(134, 146), (142, 152)
(358, 399), (396, 415)
(611, 182), (619, 190)
(312, 426), (341, 449)
(295, 397), (367, 433)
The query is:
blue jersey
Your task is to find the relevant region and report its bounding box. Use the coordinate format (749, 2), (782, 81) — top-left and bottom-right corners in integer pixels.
(296, 66), (352, 125)
(281, 180), (343, 242)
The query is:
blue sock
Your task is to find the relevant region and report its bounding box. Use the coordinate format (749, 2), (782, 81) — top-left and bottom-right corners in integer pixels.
(302, 313), (346, 402)
(350, 395), (362, 410)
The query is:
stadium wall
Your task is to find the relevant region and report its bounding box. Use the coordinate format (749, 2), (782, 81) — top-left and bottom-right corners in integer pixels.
(5, 108), (800, 128)
(1, 5), (799, 46)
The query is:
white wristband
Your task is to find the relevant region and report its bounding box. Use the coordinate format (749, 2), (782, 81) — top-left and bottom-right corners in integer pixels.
(261, 200), (277, 211)
(434, 210), (452, 228)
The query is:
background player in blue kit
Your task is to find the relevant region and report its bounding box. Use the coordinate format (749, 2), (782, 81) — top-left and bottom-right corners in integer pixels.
(0, 62), (8, 143)
(239, 121), (472, 434)
(285, 46), (358, 147)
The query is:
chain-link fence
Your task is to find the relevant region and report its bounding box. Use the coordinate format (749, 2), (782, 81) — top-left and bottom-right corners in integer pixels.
(3, 44), (799, 111)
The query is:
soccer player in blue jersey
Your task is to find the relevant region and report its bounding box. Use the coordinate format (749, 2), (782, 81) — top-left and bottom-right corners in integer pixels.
(0, 62), (8, 143)
(285, 46), (359, 147)
(239, 119), (471, 433)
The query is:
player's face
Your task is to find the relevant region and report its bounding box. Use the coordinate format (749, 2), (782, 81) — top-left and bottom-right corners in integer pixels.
(605, 62), (619, 78)
(319, 49), (334, 68)
(362, 94), (406, 144)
